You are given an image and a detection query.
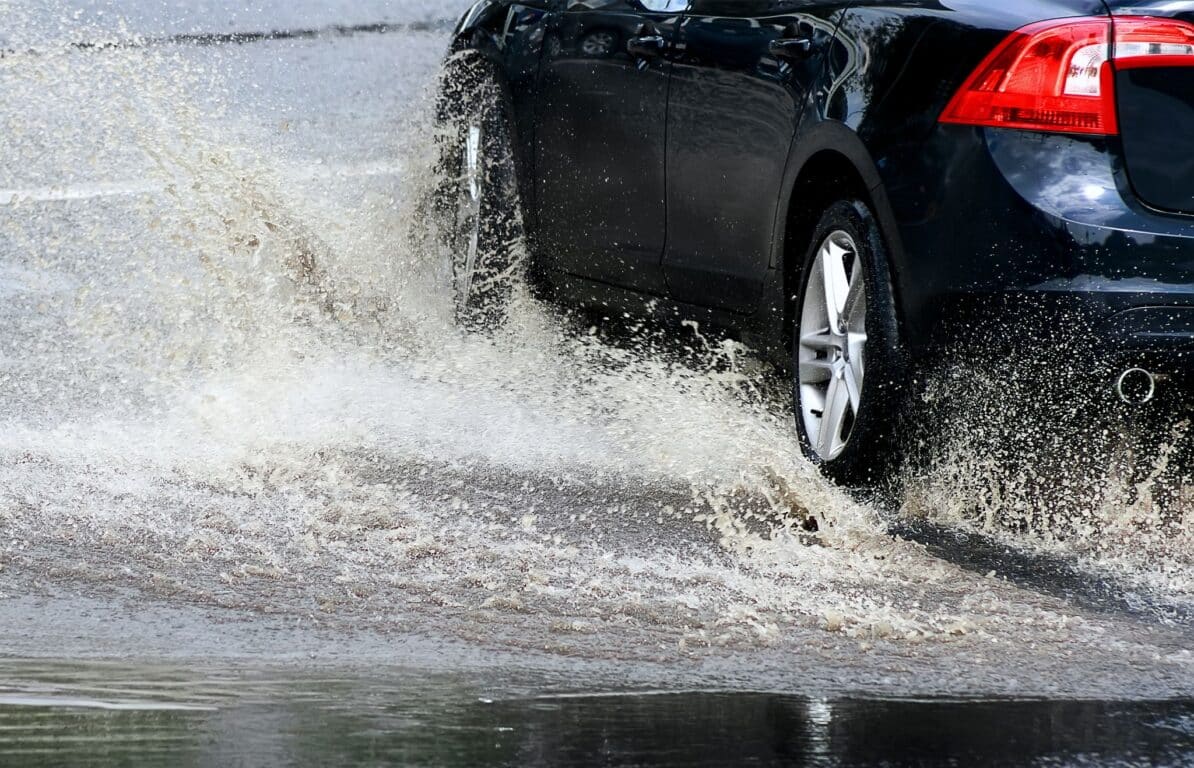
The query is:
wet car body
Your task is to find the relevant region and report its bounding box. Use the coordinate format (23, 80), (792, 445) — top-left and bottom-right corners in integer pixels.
(450, 0), (1194, 383)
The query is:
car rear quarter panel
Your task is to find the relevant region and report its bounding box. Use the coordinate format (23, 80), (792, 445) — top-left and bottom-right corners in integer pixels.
(818, 0), (1111, 348)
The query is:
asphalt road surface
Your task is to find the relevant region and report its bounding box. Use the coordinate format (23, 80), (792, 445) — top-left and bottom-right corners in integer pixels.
(1, 1), (1192, 764)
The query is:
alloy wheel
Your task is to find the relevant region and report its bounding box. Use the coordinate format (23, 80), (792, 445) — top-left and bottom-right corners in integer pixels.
(798, 230), (868, 461)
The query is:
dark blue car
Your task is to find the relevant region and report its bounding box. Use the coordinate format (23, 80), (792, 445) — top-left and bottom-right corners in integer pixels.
(435, 0), (1194, 484)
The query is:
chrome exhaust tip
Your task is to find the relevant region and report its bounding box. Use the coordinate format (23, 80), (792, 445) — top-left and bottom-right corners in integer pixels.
(1115, 367), (1157, 405)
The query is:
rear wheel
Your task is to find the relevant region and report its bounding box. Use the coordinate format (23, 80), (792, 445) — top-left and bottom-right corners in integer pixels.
(434, 54), (524, 330)
(793, 200), (907, 487)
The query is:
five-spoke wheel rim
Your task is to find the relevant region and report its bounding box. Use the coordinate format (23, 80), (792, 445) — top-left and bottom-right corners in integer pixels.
(798, 230), (868, 461)
(455, 121), (483, 310)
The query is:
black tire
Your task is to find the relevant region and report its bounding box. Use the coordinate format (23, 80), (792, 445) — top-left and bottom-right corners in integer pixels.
(792, 199), (908, 487)
(433, 53), (524, 330)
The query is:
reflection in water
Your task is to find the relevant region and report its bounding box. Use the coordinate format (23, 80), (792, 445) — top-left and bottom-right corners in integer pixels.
(0, 661), (1191, 767)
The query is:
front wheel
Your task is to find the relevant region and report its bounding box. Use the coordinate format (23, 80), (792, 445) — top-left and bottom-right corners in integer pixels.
(793, 199), (907, 487)
(434, 53), (524, 330)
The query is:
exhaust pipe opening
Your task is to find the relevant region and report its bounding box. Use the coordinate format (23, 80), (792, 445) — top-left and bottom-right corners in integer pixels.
(1115, 367), (1156, 405)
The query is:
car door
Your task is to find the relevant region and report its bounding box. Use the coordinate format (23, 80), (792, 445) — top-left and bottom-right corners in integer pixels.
(534, 0), (689, 293)
(662, 0), (844, 312)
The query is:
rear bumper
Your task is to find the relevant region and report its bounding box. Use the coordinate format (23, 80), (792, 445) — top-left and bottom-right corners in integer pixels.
(879, 126), (1194, 377)
(1099, 304), (1194, 367)
(950, 286), (1194, 380)
(1101, 306), (1194, 385)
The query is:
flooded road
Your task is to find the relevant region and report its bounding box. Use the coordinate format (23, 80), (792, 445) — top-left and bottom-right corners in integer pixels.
(2, 658), (1193, 767)
(0, 0), (1192, 761)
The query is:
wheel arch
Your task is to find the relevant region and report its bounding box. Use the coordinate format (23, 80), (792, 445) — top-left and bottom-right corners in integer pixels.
(774, 121), (909, 348)
(449, 0), (554, 64)
(451, 1), (517, 55)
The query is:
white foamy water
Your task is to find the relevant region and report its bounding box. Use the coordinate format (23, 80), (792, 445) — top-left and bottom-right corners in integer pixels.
(900, 362), (1194, 611)
(1, 0), (1191, 694)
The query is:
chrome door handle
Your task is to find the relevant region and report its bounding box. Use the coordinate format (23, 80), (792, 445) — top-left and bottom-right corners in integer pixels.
(627, 34), (667, 58)
(769, 37), (815, 60)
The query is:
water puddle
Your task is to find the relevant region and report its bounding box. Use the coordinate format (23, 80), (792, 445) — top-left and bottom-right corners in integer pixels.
(0, 660), (1191, 767)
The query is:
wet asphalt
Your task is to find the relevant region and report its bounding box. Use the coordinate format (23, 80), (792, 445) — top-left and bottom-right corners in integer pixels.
(1, 2), (1192, 764)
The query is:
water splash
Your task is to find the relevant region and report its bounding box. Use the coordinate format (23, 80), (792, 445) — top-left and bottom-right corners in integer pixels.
(901, 346), (1193, 608)
(1, 0), (1191, 677)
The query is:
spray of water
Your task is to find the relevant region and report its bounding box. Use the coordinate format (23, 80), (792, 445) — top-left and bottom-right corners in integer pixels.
(902, 344), (1193, 607)
(1, 0), (1191, 672)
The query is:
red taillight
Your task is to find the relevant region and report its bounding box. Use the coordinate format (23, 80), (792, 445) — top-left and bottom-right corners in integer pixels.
(940, 18), (1116, 135)
(940, 16), (1194, 136)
